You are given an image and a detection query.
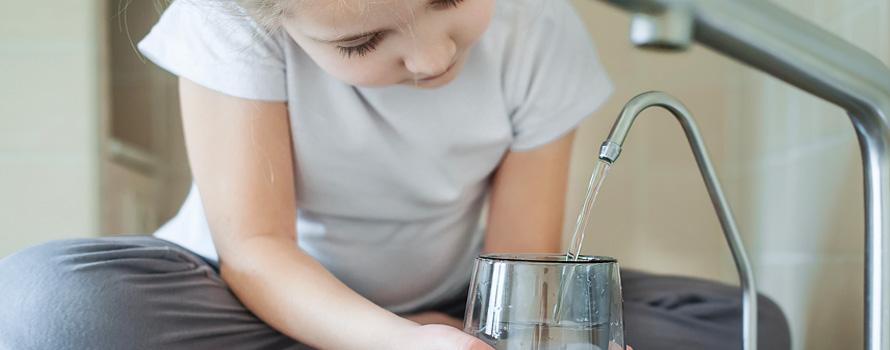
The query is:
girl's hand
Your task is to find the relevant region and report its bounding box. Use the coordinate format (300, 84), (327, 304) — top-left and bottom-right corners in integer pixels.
(390, 319), (630, 350)
(388, 324), (494, 350)
(403, 311), (464, 328)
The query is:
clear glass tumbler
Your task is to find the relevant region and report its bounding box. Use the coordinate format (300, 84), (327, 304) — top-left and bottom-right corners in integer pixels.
(463, 254), (625, 350)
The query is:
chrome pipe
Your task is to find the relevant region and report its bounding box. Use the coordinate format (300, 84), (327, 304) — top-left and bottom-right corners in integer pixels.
(599, 91), (758, 350)
(591, 1), (890, 349)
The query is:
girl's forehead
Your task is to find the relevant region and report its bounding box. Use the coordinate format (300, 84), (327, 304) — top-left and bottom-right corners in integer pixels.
(289, 0), (422, 37)
(294, 0), (412, 22)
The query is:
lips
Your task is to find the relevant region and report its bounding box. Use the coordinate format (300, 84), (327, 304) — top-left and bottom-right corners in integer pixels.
(420, 61), (457, 81)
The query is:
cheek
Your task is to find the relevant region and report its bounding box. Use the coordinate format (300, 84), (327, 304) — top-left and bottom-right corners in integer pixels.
(290, 35), (404, 87)
(455, 0), (496, 45)
(324, 54), (404, 87)
(333, 59), (402, 86)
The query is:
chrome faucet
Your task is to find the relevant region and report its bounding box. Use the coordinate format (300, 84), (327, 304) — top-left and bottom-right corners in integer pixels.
(591, 1), (890, 350)
(599, 91), (758, 350)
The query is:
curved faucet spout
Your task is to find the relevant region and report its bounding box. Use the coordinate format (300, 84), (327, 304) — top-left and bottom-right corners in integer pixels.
(600, 91), (758, 350)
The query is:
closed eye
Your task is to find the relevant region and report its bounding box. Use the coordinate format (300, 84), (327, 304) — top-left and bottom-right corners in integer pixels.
(335, 0), (469, 59)
(337, 32), (387, 58)
(433, 0), (467, 9)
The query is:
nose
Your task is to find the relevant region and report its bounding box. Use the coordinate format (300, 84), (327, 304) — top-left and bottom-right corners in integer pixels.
(403, 33), (457, 77)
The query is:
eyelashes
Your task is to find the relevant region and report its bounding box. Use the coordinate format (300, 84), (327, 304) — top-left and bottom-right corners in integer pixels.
(338, 32), (386, 58)
(437, 0), (466, 9)
(336, 0), (468, 58)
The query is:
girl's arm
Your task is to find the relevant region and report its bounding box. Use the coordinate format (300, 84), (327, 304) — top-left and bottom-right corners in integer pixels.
(178, 77), (491, 350)
(484, 131), (575, 254)
(407, 131), (574, 328)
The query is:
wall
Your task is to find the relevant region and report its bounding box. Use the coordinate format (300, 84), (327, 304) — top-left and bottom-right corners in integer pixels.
(102, 0), (189, 237)
(725, 0), (890, 348)
(0, 0), (187, 257)
(0, 0), (104, 258)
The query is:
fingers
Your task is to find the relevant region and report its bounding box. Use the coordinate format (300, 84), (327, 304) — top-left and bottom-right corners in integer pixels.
(455, 333), (494, 350)
(429, 325), (493, 350)
(403, 312), (464, 328)
(609, 341), (630, 350)
(467, 339), (495, 350)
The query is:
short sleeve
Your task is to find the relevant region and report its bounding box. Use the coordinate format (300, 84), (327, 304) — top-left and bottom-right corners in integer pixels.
(137, 0), (287, 101)
(505, 0), (613, 151)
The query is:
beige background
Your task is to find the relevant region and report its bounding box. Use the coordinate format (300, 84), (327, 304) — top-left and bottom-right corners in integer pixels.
(1, 0), (888, 349)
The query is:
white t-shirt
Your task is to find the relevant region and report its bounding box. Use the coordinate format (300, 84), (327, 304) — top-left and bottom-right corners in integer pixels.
(139, 0), (613, 313)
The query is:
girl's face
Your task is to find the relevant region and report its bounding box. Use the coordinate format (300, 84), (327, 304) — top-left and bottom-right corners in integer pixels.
(282, 0), (495, 88)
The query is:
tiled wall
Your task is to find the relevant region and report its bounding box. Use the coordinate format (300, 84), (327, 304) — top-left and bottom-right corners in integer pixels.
(725, 0), (890, 348)
(0, 1), (103, 258)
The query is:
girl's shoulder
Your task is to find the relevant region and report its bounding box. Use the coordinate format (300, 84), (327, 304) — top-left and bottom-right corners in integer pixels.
(486, 0), (590, 54)
(491, 0), (581, 27)
(138, 0), (289, 101)
(157, 0), (272, 38)
(485, 0), (594, 57)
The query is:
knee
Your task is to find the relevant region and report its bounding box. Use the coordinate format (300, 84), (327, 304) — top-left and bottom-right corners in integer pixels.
(0, 239), (162, 349)
(0, 241), (69, 347)
(620, 270), (792, 350)
(0, 240), (108, 348)
(756, 293), (792, 350)
(0, 239), (86, 302)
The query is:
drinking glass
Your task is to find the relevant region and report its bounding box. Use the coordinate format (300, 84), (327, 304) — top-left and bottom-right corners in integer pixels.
(463, 254), (625, 350)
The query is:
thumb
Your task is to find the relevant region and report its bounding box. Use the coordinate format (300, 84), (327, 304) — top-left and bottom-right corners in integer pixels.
(440, 328), (493, 350)
(456, 335), (494, 350)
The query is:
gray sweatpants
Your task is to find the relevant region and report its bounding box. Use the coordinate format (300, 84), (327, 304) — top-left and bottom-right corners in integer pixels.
(0, 236), (790, 350)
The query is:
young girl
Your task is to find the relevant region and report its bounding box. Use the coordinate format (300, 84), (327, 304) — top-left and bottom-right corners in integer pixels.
(0, 0), (791, 348)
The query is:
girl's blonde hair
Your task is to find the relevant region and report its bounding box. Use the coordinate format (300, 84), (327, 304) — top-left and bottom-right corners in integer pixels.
(149, 0), (294, 30)
(228, 0), (296, 30)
